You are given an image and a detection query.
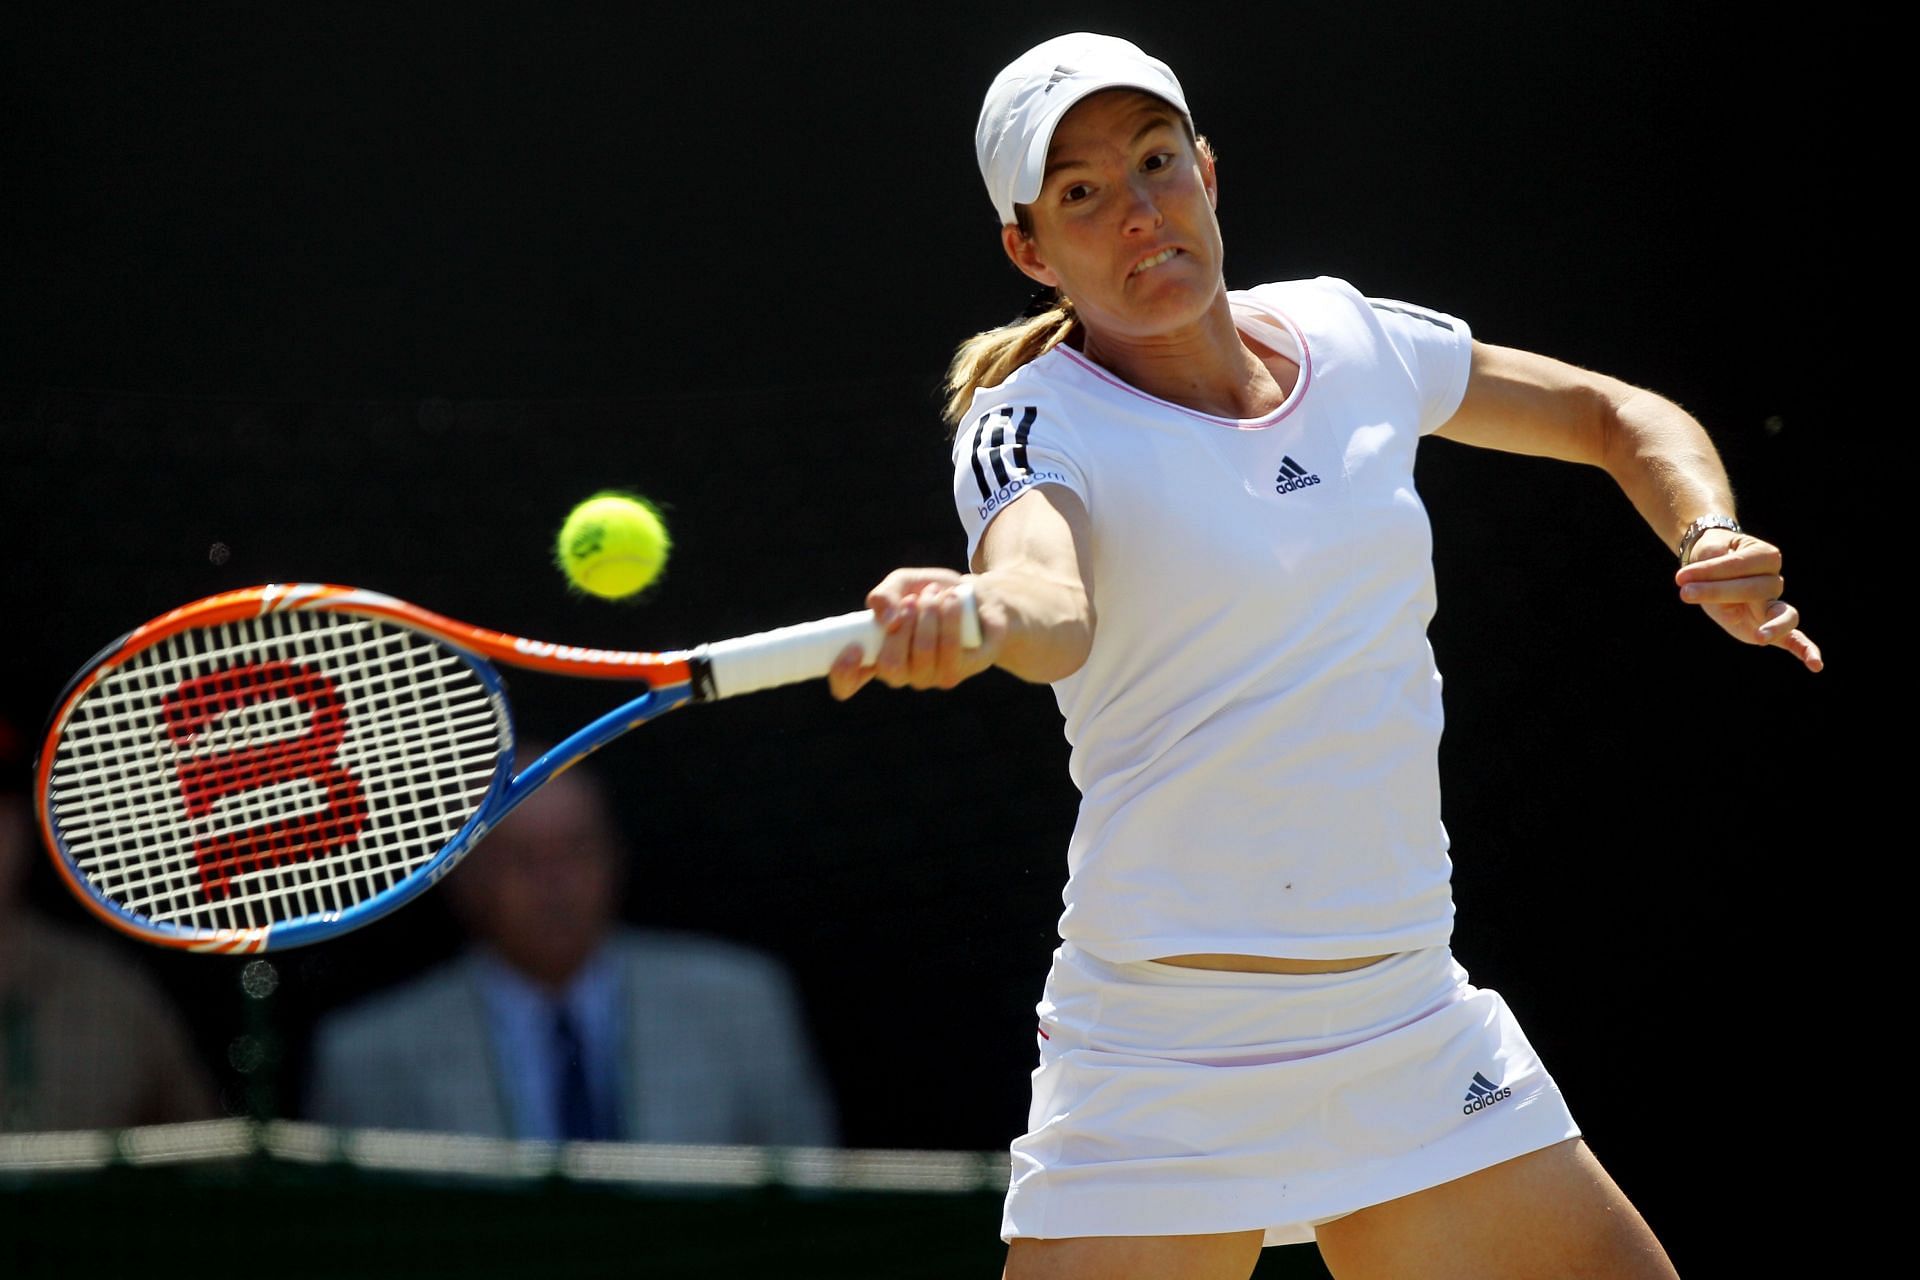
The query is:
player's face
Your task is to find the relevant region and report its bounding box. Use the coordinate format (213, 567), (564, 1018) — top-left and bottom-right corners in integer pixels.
(1005, 90), (1222, 342)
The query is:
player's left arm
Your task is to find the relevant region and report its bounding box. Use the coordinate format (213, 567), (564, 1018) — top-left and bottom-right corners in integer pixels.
(1434, 341), (1821, 672)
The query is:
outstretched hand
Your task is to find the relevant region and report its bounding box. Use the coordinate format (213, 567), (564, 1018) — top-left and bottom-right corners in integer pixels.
(1674, 530), (1822, 672)
(827, 568), (1000, 700)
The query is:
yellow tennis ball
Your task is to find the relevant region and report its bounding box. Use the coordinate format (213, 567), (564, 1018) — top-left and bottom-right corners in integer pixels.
(555, 491), (670, 600)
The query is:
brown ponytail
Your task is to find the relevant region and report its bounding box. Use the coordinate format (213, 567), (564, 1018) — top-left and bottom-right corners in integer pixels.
(941, 294), (1081, 432)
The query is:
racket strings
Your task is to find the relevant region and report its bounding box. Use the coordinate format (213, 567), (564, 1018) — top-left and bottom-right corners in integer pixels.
(58, 617), (490, 928)
(46, 610), (507, 935)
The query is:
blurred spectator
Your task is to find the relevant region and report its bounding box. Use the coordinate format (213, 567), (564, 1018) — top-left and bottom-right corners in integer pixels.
(0, 715), (223, 1131)
(305, 746), (838, 1146)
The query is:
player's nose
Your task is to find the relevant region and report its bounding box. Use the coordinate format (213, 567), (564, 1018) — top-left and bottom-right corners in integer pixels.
(1120, 178), (1163, 234)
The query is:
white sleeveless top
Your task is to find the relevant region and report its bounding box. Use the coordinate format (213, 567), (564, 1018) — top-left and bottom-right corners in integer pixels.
(950, 276), (1474, 961)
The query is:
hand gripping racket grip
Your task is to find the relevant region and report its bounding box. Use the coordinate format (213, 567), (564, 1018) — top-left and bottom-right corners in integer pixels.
(696, 580), (982, 699)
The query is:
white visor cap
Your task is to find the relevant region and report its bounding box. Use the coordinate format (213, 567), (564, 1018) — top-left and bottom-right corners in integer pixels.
(975, 32), (1192, 226)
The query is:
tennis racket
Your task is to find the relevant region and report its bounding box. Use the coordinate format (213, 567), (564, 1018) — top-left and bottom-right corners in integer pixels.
(34, 582), (980, 954)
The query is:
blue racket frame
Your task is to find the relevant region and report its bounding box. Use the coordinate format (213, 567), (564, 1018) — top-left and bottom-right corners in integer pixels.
(41, 642), (697, 954)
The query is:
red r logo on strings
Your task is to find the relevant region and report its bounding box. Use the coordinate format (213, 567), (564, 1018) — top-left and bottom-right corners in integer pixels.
(161, 661), (367, 901)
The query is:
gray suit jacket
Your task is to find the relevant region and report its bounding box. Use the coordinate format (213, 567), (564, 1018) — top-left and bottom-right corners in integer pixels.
(305, 929), (837, 1146)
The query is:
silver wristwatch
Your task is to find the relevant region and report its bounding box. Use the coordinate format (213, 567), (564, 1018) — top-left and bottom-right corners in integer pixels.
(1678, 515), (1741, 564)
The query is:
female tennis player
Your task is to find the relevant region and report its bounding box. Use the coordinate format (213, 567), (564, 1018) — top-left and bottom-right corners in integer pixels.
(830, 32), (1818, 1280)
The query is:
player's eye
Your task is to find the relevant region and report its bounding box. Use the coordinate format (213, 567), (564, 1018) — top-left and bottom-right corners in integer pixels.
(1142, 151), (1175, 173)
(1061, 182), (1092, 204)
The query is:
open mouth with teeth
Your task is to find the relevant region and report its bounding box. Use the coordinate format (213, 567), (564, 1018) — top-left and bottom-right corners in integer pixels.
(1131, 248), (1181, 276)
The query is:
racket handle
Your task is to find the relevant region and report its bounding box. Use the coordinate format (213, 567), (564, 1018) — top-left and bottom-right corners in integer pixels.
(699, 579), (982, 699)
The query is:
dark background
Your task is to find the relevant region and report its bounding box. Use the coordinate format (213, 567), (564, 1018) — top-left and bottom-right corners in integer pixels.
(1, 2), (1864, 1274)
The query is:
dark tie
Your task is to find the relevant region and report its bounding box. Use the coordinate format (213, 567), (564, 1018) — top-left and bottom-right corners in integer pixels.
(552, 1003), (601, 1141)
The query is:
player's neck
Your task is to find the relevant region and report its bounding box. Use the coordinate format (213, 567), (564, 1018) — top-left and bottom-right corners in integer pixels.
(1078, 296), (1288, 419)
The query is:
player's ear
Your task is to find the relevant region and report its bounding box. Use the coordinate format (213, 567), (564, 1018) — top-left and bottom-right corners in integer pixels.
(1198, 137), (1218, 210)
(1002, 223), (1059, 288)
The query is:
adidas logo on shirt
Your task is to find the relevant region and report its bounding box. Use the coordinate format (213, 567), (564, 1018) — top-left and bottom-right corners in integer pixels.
(1462, 1071), (1513, 1115)
(1274, 455), (1322, 495)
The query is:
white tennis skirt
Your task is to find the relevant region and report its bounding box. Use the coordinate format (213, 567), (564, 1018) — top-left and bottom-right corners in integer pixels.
(1003, 943), (1580, 1246)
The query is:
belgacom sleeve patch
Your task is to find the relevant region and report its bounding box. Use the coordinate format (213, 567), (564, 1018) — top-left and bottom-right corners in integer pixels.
(959, 403), (1076, 522)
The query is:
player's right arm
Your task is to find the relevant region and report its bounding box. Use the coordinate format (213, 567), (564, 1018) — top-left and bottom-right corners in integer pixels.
(828, 485), (1095, 698)
(974, 484), (1095, 683)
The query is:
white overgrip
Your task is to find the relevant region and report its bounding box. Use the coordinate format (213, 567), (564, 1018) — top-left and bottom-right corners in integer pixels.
(701, 579), (981, 699)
